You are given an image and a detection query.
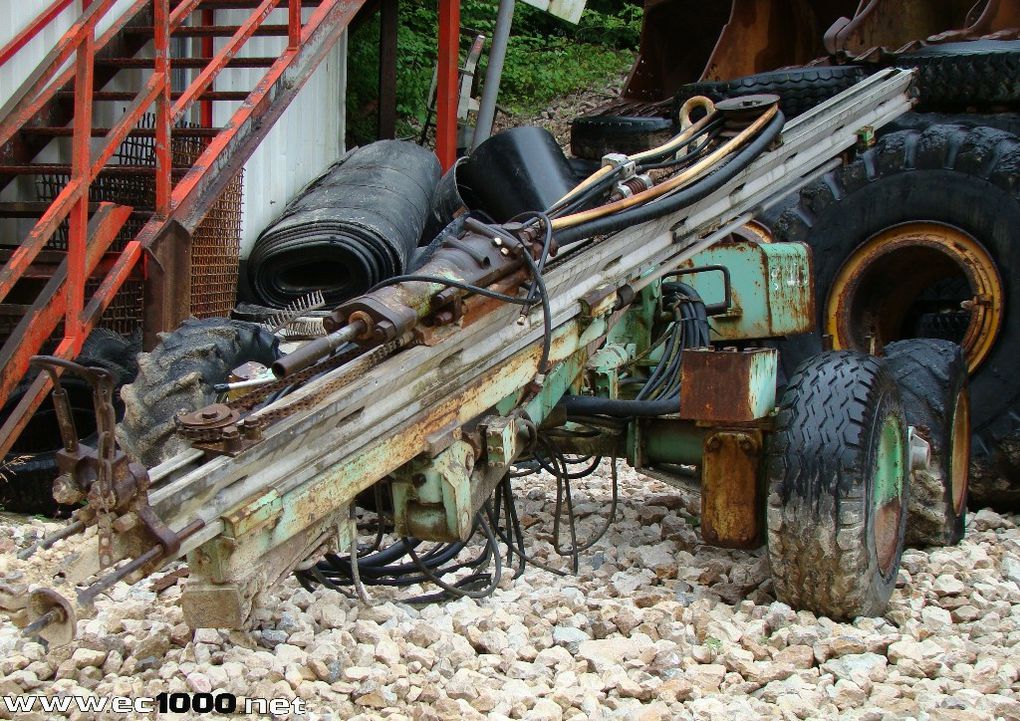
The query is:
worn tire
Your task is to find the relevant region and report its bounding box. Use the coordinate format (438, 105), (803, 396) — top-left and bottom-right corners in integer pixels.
(891, 41), (1020, 110)
(883, 339), (969, 547)
(569, 115), (674, 160)
(1, 328), (137, 516)
(671, 66), (869, 123)
(767, 351), (909, 619)
(769, 124), (1020, 511)
(117, 318), (279, 468)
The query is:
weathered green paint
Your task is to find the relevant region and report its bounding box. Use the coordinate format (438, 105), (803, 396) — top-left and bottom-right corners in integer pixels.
(639, 419), (705, 467)
(588, 343), (634, 400)
(393, 440), (475, 542)
(873, 413), (905, 506)
(674, 240), (814, 340)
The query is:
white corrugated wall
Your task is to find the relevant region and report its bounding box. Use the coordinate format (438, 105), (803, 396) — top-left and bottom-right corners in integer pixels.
(1, 3), (348, 258)
(211, 7), (347, 258)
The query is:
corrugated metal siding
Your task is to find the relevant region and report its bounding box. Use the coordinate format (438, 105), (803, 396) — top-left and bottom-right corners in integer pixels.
(211, 8), (348, 258)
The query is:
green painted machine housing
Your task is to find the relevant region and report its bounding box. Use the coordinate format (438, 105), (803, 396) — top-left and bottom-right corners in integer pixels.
(672, 238), (815, 340)
(390, 238), (814, 545)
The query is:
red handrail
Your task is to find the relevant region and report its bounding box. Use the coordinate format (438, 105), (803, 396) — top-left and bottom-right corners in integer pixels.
(0, 0), (322, 456)
(0, 0), (76, 67)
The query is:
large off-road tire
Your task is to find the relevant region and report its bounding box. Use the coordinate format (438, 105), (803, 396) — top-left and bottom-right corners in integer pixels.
(767, 351), (909, 619)
(769, 124), (1020, 511)
(890, 40), (1020, 111)
(883, 339), (969, 547)
(1, 328), (138, 516)
(570, 114), (674, 160)
(117, 318), (279, 468)
(671, 66), (868, 122)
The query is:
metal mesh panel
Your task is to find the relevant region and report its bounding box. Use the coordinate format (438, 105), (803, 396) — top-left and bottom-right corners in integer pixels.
(34, 114), (243, 333)
(171, 132), (242, 319)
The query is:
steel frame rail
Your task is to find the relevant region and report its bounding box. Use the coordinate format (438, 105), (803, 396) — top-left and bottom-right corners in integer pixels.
(0, 0), (366, 457)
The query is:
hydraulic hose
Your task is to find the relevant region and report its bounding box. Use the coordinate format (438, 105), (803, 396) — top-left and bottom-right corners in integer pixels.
(553, 109), (785, 246)
(559, 395), (680, 417)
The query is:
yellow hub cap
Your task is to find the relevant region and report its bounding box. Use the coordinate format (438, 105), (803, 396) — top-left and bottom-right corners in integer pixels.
(826, 222), (1004, 372)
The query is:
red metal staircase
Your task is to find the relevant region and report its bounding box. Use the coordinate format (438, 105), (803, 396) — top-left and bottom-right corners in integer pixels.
(0, 0), (370, 456)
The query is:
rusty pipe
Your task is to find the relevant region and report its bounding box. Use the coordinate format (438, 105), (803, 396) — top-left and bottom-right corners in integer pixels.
(271, 320), (366, 378)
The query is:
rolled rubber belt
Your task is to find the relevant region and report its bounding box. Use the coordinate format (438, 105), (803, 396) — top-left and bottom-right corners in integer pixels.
(247, 140), (441, 308)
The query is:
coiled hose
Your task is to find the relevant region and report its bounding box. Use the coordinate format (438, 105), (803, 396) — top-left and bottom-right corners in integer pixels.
(247, 140), (440, 308)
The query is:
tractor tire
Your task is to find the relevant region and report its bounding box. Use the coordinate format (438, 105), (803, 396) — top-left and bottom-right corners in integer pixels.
(570, 115), (674, 161)
(885, 112), (1020, 139)
(883, 339), (969, 547)
(890, 40), (1020, 111)
(671, 66), (869, 123)
(1, 328), (138, 516)
(766, 351), (909, 619)
(117, 318), (279, 468)
(769, 123), (1020, 511)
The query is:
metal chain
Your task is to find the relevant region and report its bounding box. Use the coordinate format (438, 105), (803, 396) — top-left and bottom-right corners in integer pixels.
(247, 341), (402, 426)
(179, 341), (402, 447)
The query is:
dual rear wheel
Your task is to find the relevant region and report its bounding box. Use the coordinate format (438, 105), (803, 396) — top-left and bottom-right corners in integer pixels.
(766, 341), (968, 619)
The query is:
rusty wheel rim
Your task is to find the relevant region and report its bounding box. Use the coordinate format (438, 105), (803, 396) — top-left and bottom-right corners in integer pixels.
(950, 390), (971, 516)
(826, 221), (1004, 372)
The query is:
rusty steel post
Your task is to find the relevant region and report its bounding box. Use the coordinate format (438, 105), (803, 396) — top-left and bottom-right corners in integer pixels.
(288, 0), (301, 49)
(436, 0), (460, 170)
(378, 0), (398, 139)
(66, 21), (95, 343)
(154, 0), (171, 217)
(201, 8), (215, 127)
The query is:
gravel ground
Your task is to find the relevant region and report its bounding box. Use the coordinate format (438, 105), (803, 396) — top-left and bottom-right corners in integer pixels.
(1, 462), (1019, 721)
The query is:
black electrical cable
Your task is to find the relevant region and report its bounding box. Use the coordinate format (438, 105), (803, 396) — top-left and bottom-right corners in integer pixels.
(559, 395), (679, 416)
(636, 128), (720, 172)
(406, 512), (502, 599)
(554, 110), (785, 246)
(366, 274), (533, 305)
(632, 116), (725, 165)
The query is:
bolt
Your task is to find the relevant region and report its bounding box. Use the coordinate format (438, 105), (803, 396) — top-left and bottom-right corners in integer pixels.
(499, 247), (510, 257)
(706, 436), (722, 452)
(738, 437), (755, 454)
(201, 410), (218, 420)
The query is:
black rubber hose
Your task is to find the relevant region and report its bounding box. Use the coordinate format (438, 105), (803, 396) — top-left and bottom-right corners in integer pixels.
(554, 111), (785, 246)
(247, 141), (441, 308)
(559, 395), (679, 417)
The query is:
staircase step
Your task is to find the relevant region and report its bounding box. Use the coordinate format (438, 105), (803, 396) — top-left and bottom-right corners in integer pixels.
(127, 23), (292, 37)
(0, 249), (143, 281)
(172, 0), (322, 8)
(56, 90), (250, 101)
(97, 56), (276, 69)
(0, 201), (153, 219)
(0, 165), (191, 177)
(21, 127), (223, 137)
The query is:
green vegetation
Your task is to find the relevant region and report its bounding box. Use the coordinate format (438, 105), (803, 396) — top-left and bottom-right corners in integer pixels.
(346, 0), (641, 145)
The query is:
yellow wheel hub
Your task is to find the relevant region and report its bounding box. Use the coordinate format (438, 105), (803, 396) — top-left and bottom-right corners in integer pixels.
(826, 221), (1004, 372)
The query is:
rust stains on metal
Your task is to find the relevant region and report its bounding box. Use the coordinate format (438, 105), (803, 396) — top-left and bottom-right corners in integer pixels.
(700, 429), (763, 549)
(678, 347), (777, 422)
